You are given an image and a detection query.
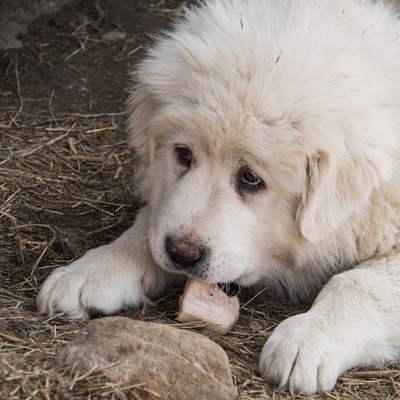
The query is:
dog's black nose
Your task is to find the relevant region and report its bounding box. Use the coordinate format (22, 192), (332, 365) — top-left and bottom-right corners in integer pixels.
(166, 237), (204, 269)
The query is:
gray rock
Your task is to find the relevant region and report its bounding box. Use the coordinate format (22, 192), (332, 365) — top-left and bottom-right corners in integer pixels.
(57, 316), (238, 400)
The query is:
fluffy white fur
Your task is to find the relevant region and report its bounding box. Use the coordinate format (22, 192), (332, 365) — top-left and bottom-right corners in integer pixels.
(37, 0), (400, 394)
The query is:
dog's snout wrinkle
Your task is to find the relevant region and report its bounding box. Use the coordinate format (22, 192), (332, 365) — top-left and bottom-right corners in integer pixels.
(166, 237), (204, 269)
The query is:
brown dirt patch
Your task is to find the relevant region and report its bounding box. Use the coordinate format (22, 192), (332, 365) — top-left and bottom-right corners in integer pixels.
(1, 0), (399, 399)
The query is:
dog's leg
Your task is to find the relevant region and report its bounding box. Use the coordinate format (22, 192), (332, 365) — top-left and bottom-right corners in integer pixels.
(37, 206), (175, 319)
(259, 255), (400, 394)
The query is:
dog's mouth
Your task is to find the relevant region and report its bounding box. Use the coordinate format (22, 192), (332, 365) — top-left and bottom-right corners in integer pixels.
(162, 259), (243, 296)
(217, 282), (241, 297)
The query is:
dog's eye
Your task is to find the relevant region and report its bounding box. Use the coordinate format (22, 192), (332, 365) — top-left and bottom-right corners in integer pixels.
(239, 168), (265, 192)
(175, 146), (192, 168)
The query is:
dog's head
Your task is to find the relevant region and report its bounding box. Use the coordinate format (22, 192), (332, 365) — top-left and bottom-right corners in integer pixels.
(130, 99), (307, 285)
(126, 2), (398, 288)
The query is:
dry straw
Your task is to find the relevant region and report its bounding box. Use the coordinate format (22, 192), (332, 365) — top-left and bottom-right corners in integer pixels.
(1, 0), (399, 398)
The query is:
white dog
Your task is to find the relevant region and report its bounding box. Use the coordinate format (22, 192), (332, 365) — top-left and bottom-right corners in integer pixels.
(37, 0), (400, 394)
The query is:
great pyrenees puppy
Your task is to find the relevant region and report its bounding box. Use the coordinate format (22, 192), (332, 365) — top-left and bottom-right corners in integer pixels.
(37, 0), (400, 394)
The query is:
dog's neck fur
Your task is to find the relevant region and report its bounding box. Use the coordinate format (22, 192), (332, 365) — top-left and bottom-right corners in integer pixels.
(354, 187), (400, 261)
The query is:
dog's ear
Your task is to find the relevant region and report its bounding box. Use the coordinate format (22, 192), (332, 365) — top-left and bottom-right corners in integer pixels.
(126, 84), (156, 166)
(297, 150), (380, 243)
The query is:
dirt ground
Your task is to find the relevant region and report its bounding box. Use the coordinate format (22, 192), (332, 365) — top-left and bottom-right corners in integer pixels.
(1, 0), (400, 399)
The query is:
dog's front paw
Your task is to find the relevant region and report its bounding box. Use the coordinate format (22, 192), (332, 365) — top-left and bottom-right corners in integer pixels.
(37, 246), (150, 320)
(259, 313), (349, 394)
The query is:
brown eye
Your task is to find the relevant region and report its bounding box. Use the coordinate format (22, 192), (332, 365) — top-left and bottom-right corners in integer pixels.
(175, 146), (192, 168)
(239, 167), (265, 192)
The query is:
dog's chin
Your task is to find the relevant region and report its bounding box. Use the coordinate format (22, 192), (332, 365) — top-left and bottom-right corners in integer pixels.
(158, 259), (241, 296)
(158, 259), (212, 281)
(155, 255), (224, 282)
